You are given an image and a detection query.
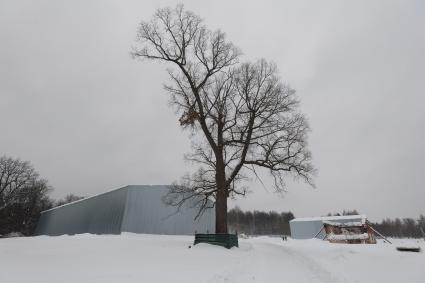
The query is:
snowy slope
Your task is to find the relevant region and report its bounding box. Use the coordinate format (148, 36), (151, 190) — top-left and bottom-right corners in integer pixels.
(0, 234), (423, 283)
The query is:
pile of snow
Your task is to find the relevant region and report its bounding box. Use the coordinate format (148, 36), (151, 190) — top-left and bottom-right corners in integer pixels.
(322, 220), (364, 227)
(0, 233), (423, 283)
(327, 232), (369, 240)
(0, 231), (25, 238)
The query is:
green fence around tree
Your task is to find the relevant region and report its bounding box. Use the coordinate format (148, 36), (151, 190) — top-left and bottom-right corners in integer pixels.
(194, 233), (239, 249)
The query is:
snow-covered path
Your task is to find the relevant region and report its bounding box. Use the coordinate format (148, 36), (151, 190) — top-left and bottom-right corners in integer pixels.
(0, 234), (423, 283)
(224, 239), (343, 283)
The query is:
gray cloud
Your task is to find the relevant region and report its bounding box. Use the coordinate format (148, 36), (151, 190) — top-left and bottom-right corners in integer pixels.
(1, 0), (424, 221)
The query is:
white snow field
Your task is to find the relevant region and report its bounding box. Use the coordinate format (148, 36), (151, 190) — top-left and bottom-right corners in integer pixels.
(0, 234), (423, 283)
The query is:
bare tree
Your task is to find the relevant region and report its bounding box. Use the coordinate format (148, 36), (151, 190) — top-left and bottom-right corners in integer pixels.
(0, 156), (39, 210)
(133, 5), (314, 233)
(55, 194), (85, 207)
(0, 156), (53, 235)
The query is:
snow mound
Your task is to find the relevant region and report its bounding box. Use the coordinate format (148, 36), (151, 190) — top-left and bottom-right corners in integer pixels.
(0, 234), (423, 283)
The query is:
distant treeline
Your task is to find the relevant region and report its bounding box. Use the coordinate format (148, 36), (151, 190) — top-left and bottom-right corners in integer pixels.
(371, 216), (425, 238)
(228, 207), (425, 238)
(326, 210), (425, 238)
(228, 207), (294, 235)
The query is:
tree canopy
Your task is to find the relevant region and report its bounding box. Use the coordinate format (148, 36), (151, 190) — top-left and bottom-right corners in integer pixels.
(133, 5), (314, 233)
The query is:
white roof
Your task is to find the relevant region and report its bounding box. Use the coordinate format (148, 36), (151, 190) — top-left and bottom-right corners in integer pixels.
(290, 215), (366, 223)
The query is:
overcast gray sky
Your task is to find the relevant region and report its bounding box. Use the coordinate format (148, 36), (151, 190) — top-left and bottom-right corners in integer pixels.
(1, 0), (424, 221)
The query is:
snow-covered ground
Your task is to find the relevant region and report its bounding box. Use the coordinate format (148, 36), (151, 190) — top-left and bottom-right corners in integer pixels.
(0, 233), (423, 283)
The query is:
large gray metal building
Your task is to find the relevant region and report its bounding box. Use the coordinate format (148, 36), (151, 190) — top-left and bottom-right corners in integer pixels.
(36, 185), (215, 236)
(289, 215), (366, 239)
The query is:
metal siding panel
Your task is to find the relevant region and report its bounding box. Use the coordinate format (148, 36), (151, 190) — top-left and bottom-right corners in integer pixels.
(36, 187), (128, 235)
(290, 220), (325, 239)
(121, 185), (215, 235)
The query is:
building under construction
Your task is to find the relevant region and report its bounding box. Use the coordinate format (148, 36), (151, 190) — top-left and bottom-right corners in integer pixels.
(290, 215), (387, 244)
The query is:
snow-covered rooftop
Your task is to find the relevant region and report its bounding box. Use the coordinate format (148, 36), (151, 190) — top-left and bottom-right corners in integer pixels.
(290, 215), (366, 223)
(322, 220), (365, 227)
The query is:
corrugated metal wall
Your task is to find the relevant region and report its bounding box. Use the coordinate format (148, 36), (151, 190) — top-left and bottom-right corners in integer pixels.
(36, 185), (215, 236)
(122, 186), (215, 235)
(289, 220), (325, 239)
(36, 187), (128, 235)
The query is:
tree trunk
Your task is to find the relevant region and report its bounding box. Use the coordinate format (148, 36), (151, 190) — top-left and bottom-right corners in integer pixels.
(215, 189), (228, 233)
(215, 160), (228, 234)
